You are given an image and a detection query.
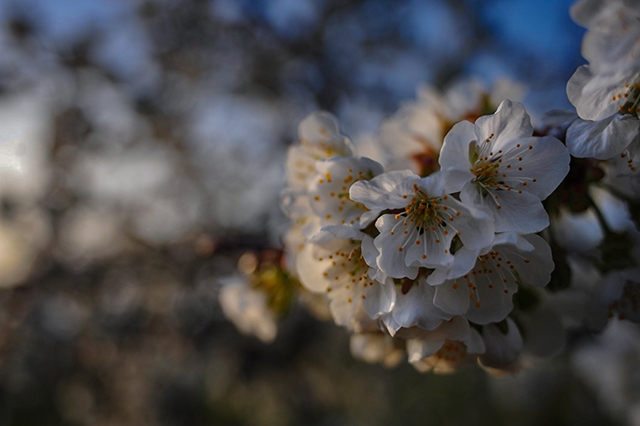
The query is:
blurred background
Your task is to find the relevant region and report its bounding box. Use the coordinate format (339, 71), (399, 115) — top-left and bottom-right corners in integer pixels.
(0, 0), (637, 425)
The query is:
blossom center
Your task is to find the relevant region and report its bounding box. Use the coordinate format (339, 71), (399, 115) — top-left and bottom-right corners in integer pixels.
(473, 162), (500, 186)
(404, 190), (440, 225)
(614, 82), (640, 118)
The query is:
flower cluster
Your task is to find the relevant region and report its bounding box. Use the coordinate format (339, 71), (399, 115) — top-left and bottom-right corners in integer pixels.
(277, 92), (571, 373)
(567, 0), (640, 171)
(545, 0), (640, 332)
(217, 0), (640, 375)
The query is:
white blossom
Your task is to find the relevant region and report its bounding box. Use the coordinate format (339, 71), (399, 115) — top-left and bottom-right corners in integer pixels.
(566, 0), (640, 162)
(285, 111), (354, 191)
(566, 67), (640, 160)
(571, 0), (640, 73)
(296, 226), (395, 327)
(376, 78), (524, 175)
(380, 276), (452, 336)
(404, 316), (485, 374)
(281, 191), (322, 271)
(308, 156), (384, 228)
(350, 169), (494, 279)
(478, 317), (523, 370)
(218, 276), (278, 343)
(430, 233), (554, 325)
(439, 100), (570, 234)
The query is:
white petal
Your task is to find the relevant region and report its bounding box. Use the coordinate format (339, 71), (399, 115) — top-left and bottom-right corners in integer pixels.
(313, 224), (361, 241)
(359, 210), (380, 228)
(443, 169), (475, 194)
(285, 145), (318, 191)
(363, 280), (396, 318)
(566, 115), (639, 160)
(582, 29), (640, 73)
(445, 79), (485, 119)
(373, 214), (420, 279)
(566, 65), (593, 112)
(605, 132), (640, 176)
(442, 196), (494, 250)
(499, 136), (570, 200)
(406, 316), (479, 360)
(571, 68), (640, 121)
(219, 278), (277, 343)
(502, 233), (553, 288)
(433, 280), (471, 316)
(309, 156), (382, 228)
(551, 206), (604, 252)
(381, 311), (403, 336)
(328, 286), (362, 326)
(491, 231), (534, 251)
(425, 168), (473, 195)
(479, 318), (523, 368)
(485, 188), (550, 234)
(590, 185), (636, 232)
(465, 328), (486, 354)
(473, 100), (533, 152)
(350, 333), (403, 366)
(298, 111), (341, 143)
(406, 336), (445, 363)
(464, 272), (516, 325)
(361, 235), (379, 268)
(570, 0), (609, 27)
(280, 189), (313, 218)
(404, 220), (455, 269)
(439, 120), (478, 172)
(296, 243), (334, 293)
(391, 280), (451, 331)
(349, 170), (421, 210)
(427, 246), (479, 285)
(432, 254), (518, 324)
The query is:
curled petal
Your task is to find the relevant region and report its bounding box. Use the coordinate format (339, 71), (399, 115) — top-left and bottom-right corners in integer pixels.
(567, 114), (640, 160)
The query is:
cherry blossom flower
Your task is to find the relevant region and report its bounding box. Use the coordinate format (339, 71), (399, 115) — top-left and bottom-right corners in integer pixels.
(404, 316), (485, 374)
(478, 317), (523, 371)
(380, 275), (453, 336)
(566, 67), (640, 160)
(565, 0), (640, 162)
(218, 276), (278, 343)
(308, 156), (384, 228)
(281, 190), (322, 270)
(296, 226), (395, 327)
(265, 0), (640, 374)
(376, 79), (524, 176)
(285, 111), (354, 191)
(571, 0), (640, 73)
(430, 233), (554, 325)
(349, 169), (494, 279)
(439, 100), (570, 234)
